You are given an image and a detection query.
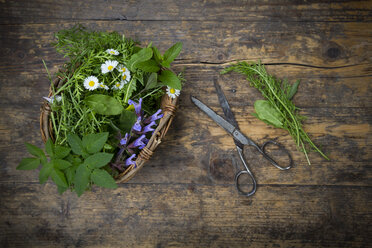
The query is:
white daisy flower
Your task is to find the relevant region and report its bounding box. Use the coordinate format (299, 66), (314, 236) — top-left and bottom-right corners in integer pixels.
(117, 64), (129, 74)
(106, 49), (119, 55)
(101, 60), (119, 74)
(166, 86), (180, 99)
(121, 70), (131, 83)
(112, 81), (125, 90)
(43, 95), (62, 104)
(83, 76), (99, 91)
(98, 82), (109, 90)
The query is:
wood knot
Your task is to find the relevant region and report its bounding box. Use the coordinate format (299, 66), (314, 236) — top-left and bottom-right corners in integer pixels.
(139, 147), (153, 161)
(163, 104), (177, 115)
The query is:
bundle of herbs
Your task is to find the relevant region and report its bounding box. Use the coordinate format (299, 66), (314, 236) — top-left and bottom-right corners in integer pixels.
(221, 61), (329, 165)
(17, 25), (184, 196)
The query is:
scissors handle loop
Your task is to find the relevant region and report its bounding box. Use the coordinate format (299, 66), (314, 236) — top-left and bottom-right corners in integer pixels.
(259, 140), (293, 170)
(235, 146), (257, 196)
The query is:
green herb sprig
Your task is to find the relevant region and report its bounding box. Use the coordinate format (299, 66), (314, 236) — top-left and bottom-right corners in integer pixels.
(221, 61), (329, 165)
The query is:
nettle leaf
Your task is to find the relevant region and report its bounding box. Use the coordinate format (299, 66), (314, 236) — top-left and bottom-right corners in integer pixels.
(17, 157), (40, 170)
(45, 139), (54, 157)
(53, 159), (72, 170)
(254, 100), (284, 128)
(67, 133), (85, 155)
(54, 145), (71, 159)
(39, 162), (53, 184)
(25, 143), (45, 158)
(287, 80), (300, 100)
(85, 94), (124, 115)
(74, 163), (91, 197)
(136, 59), (160, 72)
(161, 42), (182, 68)
(57, 185), (68, 195)
(119, 109), (137, 133)
(159, 70), (181, 90)
(145, 72), (158, 90)
(91, 169), (118, 189)
(51, 169), (68, 188)
(65, 165), (79, 186)
(127, 47), (153, 71)
(84, 153), (114, 169)
(82, 132), (109, 154)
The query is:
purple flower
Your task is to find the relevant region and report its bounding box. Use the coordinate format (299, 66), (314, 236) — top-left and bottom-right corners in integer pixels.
(144, 109), (163, 124)
(120, 133), (130, 146)
(125, 154), (136, 167)
(132, 116), (142, 132)
(139, 137), (149, 149)
(128, 134), (147, 149)
(143, 121), (156, 133)
(128, 98), (143, 117)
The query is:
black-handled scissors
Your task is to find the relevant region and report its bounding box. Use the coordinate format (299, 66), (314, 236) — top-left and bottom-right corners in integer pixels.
(191, 81), (293, 196)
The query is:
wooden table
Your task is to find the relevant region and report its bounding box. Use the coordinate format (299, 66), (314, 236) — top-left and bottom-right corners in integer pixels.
(1, 1), (371, 247)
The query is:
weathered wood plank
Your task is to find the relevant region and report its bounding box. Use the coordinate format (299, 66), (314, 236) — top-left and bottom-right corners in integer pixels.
(1, 0), (372, 24)
(0, 183), (371, 247)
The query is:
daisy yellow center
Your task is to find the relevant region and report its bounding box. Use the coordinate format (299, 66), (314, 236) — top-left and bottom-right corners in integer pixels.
(89, 81), (95, 87)
(121, 68), (126, 72)
(116, 83), (121, 87)
(122, 75), (127, 80)
(108, 65), (113, 70)
(170, 88), (176, 94)
(100, 84), (105, 88)
(110, 51), (115, 54)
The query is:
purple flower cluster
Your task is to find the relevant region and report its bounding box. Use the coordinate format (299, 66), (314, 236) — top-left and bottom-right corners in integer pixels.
(110, 98), (163, 172)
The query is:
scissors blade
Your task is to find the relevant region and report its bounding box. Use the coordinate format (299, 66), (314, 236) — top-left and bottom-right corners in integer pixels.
(191, 96), (250, 146)
(214, 80), (243, 148)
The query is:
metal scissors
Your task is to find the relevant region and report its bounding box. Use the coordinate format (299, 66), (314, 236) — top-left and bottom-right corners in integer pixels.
(191, 81), (293, 196)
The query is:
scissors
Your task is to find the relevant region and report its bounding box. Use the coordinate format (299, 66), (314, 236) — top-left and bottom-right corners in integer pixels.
(191, 81), (293, 196)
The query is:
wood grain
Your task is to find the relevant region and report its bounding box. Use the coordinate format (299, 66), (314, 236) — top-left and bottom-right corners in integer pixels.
(0, 0), (371, 247)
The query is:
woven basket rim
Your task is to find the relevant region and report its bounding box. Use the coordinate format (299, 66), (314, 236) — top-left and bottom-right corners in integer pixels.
(40, 66), (178, 183)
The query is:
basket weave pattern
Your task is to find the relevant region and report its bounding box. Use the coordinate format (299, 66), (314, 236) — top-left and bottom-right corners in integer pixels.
(40, 69), (178, 183)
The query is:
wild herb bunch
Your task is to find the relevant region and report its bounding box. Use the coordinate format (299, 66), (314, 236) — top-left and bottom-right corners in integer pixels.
(221, 61), (329, 165)
(17, 25), (184, 196)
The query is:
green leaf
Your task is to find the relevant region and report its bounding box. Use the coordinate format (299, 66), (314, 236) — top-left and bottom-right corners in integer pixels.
(119, 109), (137, 133)
(85, 94), (124, 115)
(39, 163), (53, 184)
(67, 133), (84, 155)
(51, 169), (68, 188)
(17, 158), (40, 170)
(82, 132), (109, 154)
(123, 79), (137, 103)
(53, 159), (72, 170)
(25, 143), (45, 158)
(65, 165), (78, 186)
(91, 169), (118, 189)
(127, 47), (153, 71)
(145, 73), (158, 90)
(136, 59), (160, 72)
(57, 185), (68, 195)
(162, 42), (182, 68)
(74, 164), (91, 197)
(254, 100), (284, 128)
(287, 80), (300, 100)
(45, 139), (54, 157)
(152, 46), (163, 63)
(158, 70), (181, 90)
(84, 153), (114, 169)
(54, 145), (71, 159)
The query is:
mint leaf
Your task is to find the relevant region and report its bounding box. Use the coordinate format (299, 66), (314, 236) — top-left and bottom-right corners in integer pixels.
(51, 169), (68, 188)
(85, 94), (124, 115)
(25, 143), (45, 158)
(127, 47), (153, 71)
(74, 164), (91, 197)
(145, 73), (158, 90)
(53, 159), (72, 170)
(91, 169), (118, 189)
(84, 153), (114, 169)
(67, 133), (85, 156)
(119, 109), (137, 133)
(136, 59), (160, 72)
(54, 145), (71, 159)
(45, 139), (54, 157)
(152, 46), (163, 63)
(287, 80), (300, 100)
(17, 157), (40, 170)
(159, 70), (181, 90)
(39, 163), (53, 184)
(82, 132), (109, 154)
(162, 42), (182, 68)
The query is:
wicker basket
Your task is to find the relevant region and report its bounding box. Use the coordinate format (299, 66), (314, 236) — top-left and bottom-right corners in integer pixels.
(40, 67), (178, 183)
